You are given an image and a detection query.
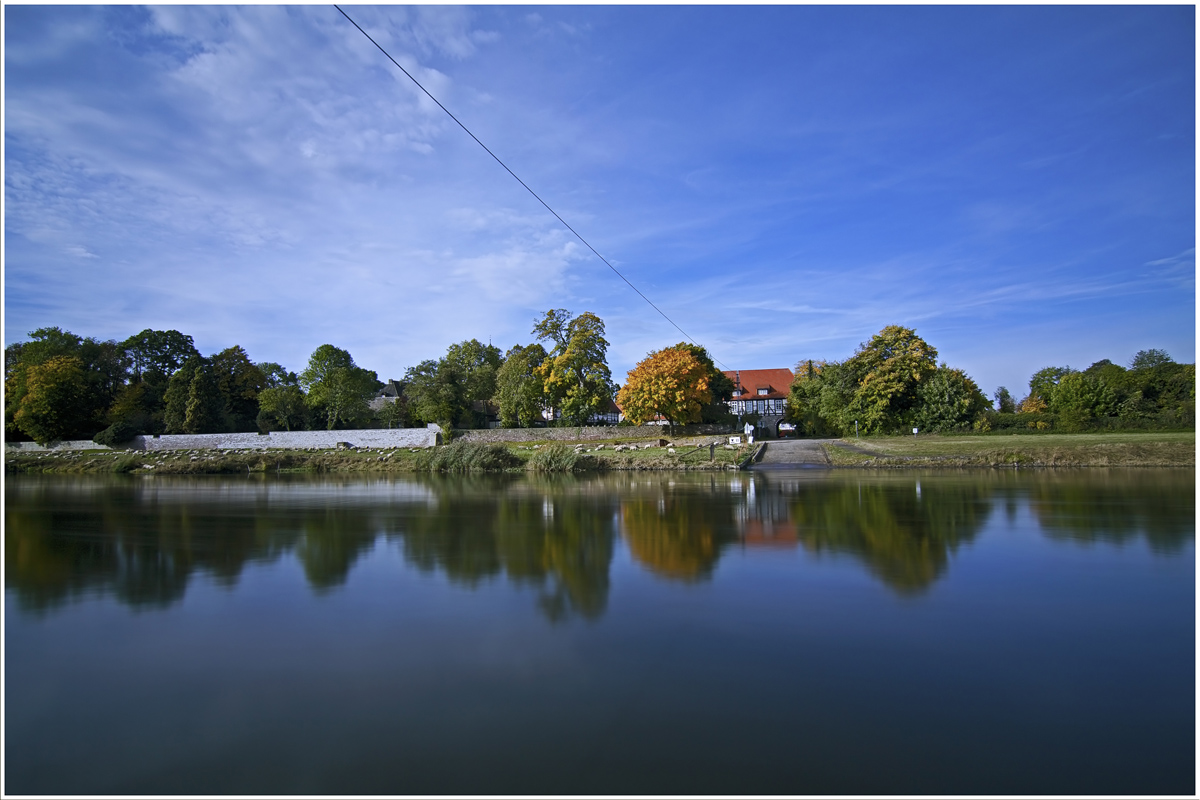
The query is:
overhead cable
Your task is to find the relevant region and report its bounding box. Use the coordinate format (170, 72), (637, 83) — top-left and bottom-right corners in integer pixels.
(334, 5), (728, 370)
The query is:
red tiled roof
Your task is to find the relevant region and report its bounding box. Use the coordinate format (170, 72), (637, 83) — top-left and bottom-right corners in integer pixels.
(723, 368), (794, 400)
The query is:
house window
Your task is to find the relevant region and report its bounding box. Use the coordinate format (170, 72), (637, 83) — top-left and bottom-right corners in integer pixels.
(757, 388), (769, 395)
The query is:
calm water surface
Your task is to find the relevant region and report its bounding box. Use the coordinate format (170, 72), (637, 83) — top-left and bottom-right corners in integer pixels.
(5, 469), (1194, 794)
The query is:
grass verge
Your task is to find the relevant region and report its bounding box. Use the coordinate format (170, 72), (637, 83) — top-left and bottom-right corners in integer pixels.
(4, 436), (747, 475)
(826, 431), (1194, 467)
(13, 431), (1184, 474)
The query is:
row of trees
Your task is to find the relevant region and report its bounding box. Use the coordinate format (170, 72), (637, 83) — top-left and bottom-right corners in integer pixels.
(5, 327), (387, 445)
(403, 313), (738, 434)
(993, 348), (1194, 431)
(367, 310), (735, 435)
(8, 317), (1191, 445)
(395, 309), (621, 430)
(785, 326), (1194, 436)
(4, 309), (629, 445)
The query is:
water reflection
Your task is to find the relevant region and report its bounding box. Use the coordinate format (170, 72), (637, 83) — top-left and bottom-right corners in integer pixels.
(6, 469), (1193, 617)
(1024, 469), (1196, 553)
(392, 475), (614, 620)
(767, 473), (992, 594)
(620, 489), (733, 581)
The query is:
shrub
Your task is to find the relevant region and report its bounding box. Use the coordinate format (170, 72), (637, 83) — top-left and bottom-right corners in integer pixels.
(110, 453), (143, 473)
(93, 421), (141, 448)
(526, 443), (598, 472)
(416, 440), (518, 472)
(985, 412), (1056, 432)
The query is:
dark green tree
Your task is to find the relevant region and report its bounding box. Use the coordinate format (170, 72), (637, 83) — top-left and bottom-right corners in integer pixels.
(994, 386), (1016, 414)
(840, 325), (938, 434)
(374, 396), (410, 429)
(6, 327), (127, 441)
(257, 362), (299, 387)
(163, 357), (204, 433)
(257, 384), (308, 431)
(912, 364), (989, 432)
(120, 329), (198, 382)
(210, 345), (267, 431)
(444, 339), (503, 427)
(1028, 365), (1075, 407)
(183, 364), (227, 434)
(533, 309), (616, 426)
(493, 343), (548, 427)
(1129, 349), (1174, 371)
(1053, 371), (1116, 431)
(786, 359), (840, 436)
(299, 345), (379, 430)
(404, 359), (461, 428)
(405, 340), (503, 429)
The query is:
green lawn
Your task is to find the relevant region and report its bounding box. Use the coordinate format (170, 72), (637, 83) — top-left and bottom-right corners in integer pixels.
(827, 431), (1194, 467)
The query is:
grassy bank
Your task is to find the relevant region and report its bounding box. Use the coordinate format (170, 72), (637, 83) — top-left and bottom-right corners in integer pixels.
(7, 431), (1192, 475)
(4, 436), (748, 475)
(825, 431), (1195, 468)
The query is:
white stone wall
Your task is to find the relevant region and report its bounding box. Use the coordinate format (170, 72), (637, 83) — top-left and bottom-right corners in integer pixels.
(7, 428), (440, 452)
(136, 429), (439, 451)
(5, 440), (113, 452)
(456, 423), (731, 444)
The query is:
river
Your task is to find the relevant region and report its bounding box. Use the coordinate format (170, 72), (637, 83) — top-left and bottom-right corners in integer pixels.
(5, 469), (1194, 794)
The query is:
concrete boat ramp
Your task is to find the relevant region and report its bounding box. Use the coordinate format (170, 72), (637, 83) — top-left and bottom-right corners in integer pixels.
(749, 439), (833, 468)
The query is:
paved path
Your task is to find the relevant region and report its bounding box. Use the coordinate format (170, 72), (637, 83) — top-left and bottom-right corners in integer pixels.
(752, 439), (832, 467)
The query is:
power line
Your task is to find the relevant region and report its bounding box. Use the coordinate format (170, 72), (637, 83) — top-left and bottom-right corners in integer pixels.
(333, 5), (728, 371)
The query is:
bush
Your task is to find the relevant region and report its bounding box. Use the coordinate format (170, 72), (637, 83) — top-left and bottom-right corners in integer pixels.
(416, 440), (518, 472)
(93, 421), (141, 448)
(110, 453), (143, 473)
(526, 443), (598, 472)
(984, 412), (1056, 432)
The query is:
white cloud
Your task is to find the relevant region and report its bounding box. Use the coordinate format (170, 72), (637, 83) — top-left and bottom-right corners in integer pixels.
(63, 245), (97, 259)
(5, 5), (1193, 395)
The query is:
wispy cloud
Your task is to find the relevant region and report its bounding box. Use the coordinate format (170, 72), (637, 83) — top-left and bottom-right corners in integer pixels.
(5, 5), (1193, 401)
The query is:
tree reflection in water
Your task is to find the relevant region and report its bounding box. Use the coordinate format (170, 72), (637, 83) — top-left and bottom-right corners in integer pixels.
(6, 469), (1193, 617)
(393, 474), (614, 621)
(619, 491), (729, 582)
(769, 473), (991, 594)
(1023, 469), (1194, 553)
(616, 473), (991, 594)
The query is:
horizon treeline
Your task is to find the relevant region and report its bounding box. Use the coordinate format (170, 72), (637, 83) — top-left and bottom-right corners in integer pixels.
(786, 327), (1194, 436)
(3, 309), (627, 446)
(5, 319), (1193, 446)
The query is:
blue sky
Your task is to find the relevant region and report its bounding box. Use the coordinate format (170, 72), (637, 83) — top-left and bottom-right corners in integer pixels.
(5, 5), (1195, 401)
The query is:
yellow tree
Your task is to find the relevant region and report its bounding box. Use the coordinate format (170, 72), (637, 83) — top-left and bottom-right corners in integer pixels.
(533, 310), (616, 426)
(616, 346), (711, 433)
(12, 355), (88, 444)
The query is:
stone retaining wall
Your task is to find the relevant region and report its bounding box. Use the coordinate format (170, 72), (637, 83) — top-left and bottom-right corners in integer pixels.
(7, 428), (439, 452)
(456, 424), (732, 444)
(6, 440), (113, 453)
(6, 424), (737, 453)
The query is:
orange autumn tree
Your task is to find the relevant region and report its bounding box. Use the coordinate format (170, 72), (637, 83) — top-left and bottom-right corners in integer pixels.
(616, 345), (712, 434)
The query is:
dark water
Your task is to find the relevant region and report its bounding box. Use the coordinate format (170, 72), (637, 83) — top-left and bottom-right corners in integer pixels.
(5, 469), (1194, 795)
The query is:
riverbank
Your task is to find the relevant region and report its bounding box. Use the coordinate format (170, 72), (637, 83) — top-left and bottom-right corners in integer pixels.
(2, 436), (748, 475)
(825, 431), (1195, 468)
(5, 431), (1193, 475)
